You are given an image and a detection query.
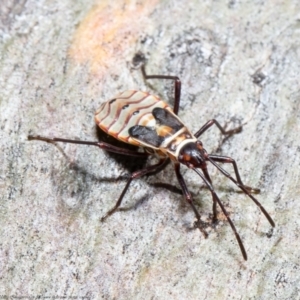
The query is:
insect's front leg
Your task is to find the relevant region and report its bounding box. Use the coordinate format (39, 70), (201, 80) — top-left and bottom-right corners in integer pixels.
(208, 154), (260, 193)
(194, 119), (242, 138)
(207, 155), (275, 228)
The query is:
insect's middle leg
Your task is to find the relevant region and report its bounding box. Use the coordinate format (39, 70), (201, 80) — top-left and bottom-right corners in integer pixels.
(101, 159), (168, 222)
(174, 163), (208, 238)
(141, 65), (181, 115)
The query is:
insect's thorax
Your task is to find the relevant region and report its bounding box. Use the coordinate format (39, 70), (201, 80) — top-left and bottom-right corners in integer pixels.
(156, 126), (197, 160)
(95, 90), (197, 160)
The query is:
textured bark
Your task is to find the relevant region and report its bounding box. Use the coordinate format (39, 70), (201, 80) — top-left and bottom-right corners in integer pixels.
(1, 0), (299, 298)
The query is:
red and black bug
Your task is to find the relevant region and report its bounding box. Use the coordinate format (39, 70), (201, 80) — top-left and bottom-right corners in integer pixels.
(28, 62), (275, 260)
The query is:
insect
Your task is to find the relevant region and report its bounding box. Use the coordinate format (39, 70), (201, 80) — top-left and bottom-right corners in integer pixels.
(28, 61), (275, 260)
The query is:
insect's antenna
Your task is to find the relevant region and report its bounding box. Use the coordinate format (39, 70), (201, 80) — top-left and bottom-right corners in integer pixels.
(193, 168), (247, 261)
(207, 157), (275, 228)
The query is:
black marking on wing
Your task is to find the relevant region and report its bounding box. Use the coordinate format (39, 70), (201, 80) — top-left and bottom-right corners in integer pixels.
(129, 125), (164, 147)
(152, 107), (183, 131)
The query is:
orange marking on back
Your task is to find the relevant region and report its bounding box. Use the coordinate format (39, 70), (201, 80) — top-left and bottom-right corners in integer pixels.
(156, 125), (173, 137)
(139, 114), (154, 126)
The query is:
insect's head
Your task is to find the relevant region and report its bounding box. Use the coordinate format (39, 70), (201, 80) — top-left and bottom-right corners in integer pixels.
(178, 141), (207, 168)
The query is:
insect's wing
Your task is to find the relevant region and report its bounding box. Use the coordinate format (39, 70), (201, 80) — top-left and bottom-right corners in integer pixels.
(129, 107), (184, 148)
(129, 125), (164, 147)
(152, 107), (183, 132)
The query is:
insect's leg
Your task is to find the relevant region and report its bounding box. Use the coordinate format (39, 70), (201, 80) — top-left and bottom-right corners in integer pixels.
(141, 65), (181, 115)
(201, 166), (218, 223)
(207, 155), (275, 228)
(174, 163), (208, 238)
(194, 119), (242, 138)
(208, 154), (259, 193)
(101, 159), (169, 222)
(28, 135), (149, 158)
(193, 168), (247, 260)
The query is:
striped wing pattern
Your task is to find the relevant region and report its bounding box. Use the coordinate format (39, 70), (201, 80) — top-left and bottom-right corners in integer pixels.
(95, 90), (172, 147)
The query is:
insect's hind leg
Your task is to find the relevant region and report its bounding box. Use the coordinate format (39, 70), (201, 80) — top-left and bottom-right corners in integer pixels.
(174, 163), (208, 238)
(28, 135), (149, 158)
(141, 65), (181, 115)
(101, 159), (168, 222)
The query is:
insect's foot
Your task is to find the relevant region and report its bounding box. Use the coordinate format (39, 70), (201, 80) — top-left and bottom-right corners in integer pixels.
(28, 134), (42, 141)
(100, 207), (118, 222)
(212, 215), (218, 224)
(100, 215), (108, 222)
(132, 52), (146, 68)
(194, 219), (209, 238)
(100, 212), (112, 222)
(28, 135), (53, 143)
(243, 185), (260, 194)
(220, 118), (243, 136)
(225, 125), (242, 136)
(207, 213), (219, 227)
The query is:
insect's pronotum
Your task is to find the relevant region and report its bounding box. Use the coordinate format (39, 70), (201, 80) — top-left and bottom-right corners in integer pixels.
(28, 60), (275, 260)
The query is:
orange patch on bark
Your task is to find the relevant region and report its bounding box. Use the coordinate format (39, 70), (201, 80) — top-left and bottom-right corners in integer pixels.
(69, 1), (158, 74)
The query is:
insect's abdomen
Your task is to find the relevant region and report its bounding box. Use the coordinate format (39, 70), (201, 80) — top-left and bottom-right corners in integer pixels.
(95, 90), (171, 146)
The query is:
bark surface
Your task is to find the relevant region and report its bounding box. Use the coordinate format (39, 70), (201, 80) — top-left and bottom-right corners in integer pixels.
(1, 1), (299, 298)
